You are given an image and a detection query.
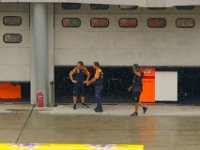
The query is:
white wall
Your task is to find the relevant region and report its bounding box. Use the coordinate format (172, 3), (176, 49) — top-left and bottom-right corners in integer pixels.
(155, 71), (178, 101)
(0, 4), (30, 81)
(55, 4), (200, 66)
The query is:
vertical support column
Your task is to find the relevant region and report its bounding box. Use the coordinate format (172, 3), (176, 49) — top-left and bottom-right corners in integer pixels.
(32, 3), (48, 106)
(48, 4), (55, 106)
(30, 4), (36, 105)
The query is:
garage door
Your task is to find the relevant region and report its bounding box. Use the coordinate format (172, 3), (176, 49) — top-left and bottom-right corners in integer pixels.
(55, 4), (200, 66)
(0, 3), (30, 101)
(0, 3), (30, 81)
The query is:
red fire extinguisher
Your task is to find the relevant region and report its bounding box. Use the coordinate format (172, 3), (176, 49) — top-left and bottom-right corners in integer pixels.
(37, 91), (44, 107)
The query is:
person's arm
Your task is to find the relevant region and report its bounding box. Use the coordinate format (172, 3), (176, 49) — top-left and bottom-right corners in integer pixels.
(69, 68), (77, 84)
(128, 85), (133, 92)
(134, 70), (142, 76)
(85, 68), (90, 81)
(86, 69), (100, 85)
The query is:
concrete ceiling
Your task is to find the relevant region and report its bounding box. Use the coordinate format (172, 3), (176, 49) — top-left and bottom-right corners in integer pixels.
(1, 0), (200, 7)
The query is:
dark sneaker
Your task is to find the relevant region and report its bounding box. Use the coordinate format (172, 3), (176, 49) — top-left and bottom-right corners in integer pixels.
(95, 108), (103, 113)
(94, 106), (99, 111)
(130, 112), (138, 116)
(82, 103), (89, 108)
(73, 104), (76, 110)
(143, 107), (148, 114)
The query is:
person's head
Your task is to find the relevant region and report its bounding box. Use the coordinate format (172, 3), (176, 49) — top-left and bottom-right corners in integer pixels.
(133, 64), (140, 72)
(77, 61), (84, 69)
(93, 61), (100, 69)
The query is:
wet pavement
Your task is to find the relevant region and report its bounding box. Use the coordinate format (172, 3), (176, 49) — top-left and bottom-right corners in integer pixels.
(0, 104), (200, 150)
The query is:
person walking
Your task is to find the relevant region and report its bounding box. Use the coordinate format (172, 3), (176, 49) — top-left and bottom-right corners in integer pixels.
(128, 64), (148, 116)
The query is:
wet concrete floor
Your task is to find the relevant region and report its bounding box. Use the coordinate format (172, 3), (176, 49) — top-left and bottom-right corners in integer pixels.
(0, 104), (200, 150)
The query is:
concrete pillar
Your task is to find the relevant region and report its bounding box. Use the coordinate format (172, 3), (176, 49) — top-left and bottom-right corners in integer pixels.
(48, 4), (55, 107)
(32, 3), (48, 106)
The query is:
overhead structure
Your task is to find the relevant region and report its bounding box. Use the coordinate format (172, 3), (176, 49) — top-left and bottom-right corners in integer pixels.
(1, 0), (200, 7)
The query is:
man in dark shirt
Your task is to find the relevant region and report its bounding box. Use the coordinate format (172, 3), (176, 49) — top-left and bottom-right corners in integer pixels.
(86, 62), (104, 113)
(128, 64), (148, 116)
(69, 61), (90, 110)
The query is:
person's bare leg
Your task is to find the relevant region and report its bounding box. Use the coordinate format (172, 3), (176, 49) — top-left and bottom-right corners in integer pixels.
(81, 96), (85, 103)
(73, 96), (77, 110)
(139, 102), (148, 114)
(131, 103), (139, 116)
(81, 96), (89, 108)
(139, 102), (145, 107)
(135, 103), (139, 113)
(73, 96), (77, 104)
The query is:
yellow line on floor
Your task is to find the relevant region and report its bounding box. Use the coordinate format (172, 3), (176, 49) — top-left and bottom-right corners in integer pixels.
(0, 143), (144, 150)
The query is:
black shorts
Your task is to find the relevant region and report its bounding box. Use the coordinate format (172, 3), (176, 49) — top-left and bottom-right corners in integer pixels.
(73, 85), (85, 97)
(132, 92), (141, 103)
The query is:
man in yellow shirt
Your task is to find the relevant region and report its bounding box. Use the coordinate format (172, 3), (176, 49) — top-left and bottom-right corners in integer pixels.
(69, 61), (90, 110)
(86, 62), (104, 112)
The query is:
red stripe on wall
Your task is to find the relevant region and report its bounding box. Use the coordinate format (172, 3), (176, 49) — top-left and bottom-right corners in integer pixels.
(143, 76), (155, 79)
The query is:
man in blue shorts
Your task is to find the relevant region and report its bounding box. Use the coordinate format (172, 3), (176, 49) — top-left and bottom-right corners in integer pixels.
(69, 61), (90, 110)
(128, 64), (148, 116)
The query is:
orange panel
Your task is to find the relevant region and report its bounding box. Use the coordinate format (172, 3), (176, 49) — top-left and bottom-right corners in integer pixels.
(140, 68), (155, 103)
(0, 83), (21, 99)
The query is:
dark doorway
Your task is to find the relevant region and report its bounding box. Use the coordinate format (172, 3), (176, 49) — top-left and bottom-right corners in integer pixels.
(55, 66), (200, 104)
(178, 68), (200, 104)
(55, 66), (133, 104)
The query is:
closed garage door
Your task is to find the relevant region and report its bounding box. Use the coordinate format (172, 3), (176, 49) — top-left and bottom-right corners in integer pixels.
(54, 4), (200, 103)
(55, 4), (200, 66)
(0, 3), (30, 101)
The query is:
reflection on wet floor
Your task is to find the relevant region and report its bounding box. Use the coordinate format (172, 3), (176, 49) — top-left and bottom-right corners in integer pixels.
(0, 104), (200, 150)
